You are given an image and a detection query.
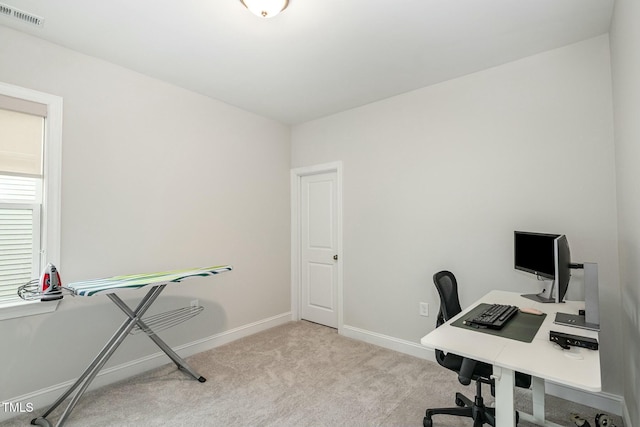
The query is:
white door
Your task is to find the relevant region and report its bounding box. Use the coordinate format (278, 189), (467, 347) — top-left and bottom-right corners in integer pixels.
(300, 171), (338, 328)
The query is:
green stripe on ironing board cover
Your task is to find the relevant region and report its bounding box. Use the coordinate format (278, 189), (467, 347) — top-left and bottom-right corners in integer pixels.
(67, 265), (233, 297)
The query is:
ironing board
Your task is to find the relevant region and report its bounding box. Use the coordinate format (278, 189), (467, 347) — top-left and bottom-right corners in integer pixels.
(27, 265), (232, 427)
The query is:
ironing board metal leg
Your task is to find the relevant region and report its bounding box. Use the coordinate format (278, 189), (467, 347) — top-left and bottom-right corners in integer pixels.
(55, 318), (137, 426)
(108, 293), (206, 382)
(32, 285), (165, 427)
(35, 318), (133, 420)
(55, 285), (165, 426)
(146, 328), (205, 381)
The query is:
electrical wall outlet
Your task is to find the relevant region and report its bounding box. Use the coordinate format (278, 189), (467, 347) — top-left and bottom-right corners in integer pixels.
(190, 299), (199, 308)
(419, 302), (429, 317)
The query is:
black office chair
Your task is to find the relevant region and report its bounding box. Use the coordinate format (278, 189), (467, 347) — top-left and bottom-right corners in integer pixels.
(424, 271), (531, 427)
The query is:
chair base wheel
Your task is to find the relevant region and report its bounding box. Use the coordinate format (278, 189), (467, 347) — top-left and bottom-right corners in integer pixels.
(423, 417), (432, 427)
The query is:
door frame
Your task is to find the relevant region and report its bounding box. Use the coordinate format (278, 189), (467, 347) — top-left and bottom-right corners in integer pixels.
(291, 161), (343, 333)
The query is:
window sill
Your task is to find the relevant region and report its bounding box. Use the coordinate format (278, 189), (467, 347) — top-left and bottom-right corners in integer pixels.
(0, 299), (60, 321)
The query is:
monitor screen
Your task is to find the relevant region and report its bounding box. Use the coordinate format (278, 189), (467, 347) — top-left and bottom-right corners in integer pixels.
(514, 231), (560, 279)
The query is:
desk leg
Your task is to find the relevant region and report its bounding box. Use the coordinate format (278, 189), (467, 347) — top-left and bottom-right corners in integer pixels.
(492, 366), (516, 427)
(519, 377), (566, 427)
(532, 376), (546, 424)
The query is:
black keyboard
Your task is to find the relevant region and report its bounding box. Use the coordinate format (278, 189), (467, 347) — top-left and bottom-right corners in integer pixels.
(464, 304), (519, 330)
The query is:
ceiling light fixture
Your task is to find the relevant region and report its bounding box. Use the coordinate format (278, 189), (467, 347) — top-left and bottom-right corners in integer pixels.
(240, 0), (289, 18)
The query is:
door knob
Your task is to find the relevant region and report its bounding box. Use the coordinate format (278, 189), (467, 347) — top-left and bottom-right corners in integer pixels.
(333, 254), (338, 261)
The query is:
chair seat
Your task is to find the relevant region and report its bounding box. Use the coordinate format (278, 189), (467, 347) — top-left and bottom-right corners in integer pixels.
(441, 352), (493, 380)
(441, 351), (532, 390)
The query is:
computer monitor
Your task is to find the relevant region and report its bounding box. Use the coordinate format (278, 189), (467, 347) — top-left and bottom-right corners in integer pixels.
(554, 235), (571, 303)
(514, 231), (572, 303)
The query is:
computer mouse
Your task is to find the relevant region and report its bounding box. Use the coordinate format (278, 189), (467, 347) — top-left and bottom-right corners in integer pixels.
(520, 307), (543, 315)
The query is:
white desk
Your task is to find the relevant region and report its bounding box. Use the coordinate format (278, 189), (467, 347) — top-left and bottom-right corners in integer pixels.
(420, 290), (600, 427)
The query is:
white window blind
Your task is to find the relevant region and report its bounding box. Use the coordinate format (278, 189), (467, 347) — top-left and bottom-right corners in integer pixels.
(0, 93), (48, 117)
(0, 82), (61, 319)
(0, 108), (44, 177)
(0, 205), (40, 302)
(0, 94), (46, 304)
(0, 174), (40, 202)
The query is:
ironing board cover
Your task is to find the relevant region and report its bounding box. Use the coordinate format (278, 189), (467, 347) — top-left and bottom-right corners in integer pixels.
(66, 265), (232, 296)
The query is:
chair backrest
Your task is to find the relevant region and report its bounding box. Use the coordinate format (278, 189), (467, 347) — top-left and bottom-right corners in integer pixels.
(433, 271), (463, 327)
(432, 270), (463, 369)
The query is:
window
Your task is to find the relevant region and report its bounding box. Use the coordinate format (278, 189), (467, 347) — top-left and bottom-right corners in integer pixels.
(0, 82), (62, 320)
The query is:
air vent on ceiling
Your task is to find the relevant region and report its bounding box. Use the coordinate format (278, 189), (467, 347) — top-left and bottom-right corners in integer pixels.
(0, 3), (44, 27)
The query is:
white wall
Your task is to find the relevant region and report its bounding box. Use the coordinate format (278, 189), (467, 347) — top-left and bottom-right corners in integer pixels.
(609, 0), (640, 425)
(0, 26), (291, 402)
(292, 36), (622, 395)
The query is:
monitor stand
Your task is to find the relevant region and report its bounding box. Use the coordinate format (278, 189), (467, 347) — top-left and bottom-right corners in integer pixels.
(522, 281), (556, 303)
(522, 293), (555, 303)
(553, 262), (600, 331)
(554, 312), (600, 331)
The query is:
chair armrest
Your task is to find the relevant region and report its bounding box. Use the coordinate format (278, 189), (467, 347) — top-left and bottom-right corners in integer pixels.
(458, 357), (477, 385)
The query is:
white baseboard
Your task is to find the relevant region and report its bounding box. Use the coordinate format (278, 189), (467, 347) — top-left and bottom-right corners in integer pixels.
(341, 324), (625, 417)
(1, 312), (292, 422)
(545, 383), (624, 416)
(341, 325), (436, 362)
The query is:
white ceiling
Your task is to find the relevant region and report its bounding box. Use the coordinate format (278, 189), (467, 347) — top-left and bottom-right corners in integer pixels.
(0, 0), (614, 124)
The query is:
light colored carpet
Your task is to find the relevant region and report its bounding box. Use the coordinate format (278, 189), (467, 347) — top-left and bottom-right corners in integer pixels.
(2, 321), (622, 426)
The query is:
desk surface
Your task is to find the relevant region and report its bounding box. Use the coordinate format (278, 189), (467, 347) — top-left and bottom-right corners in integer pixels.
(420, 290), (601, 392)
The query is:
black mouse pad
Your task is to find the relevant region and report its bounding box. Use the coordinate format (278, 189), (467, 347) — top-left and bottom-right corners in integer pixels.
(451, 303), (546, 343)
